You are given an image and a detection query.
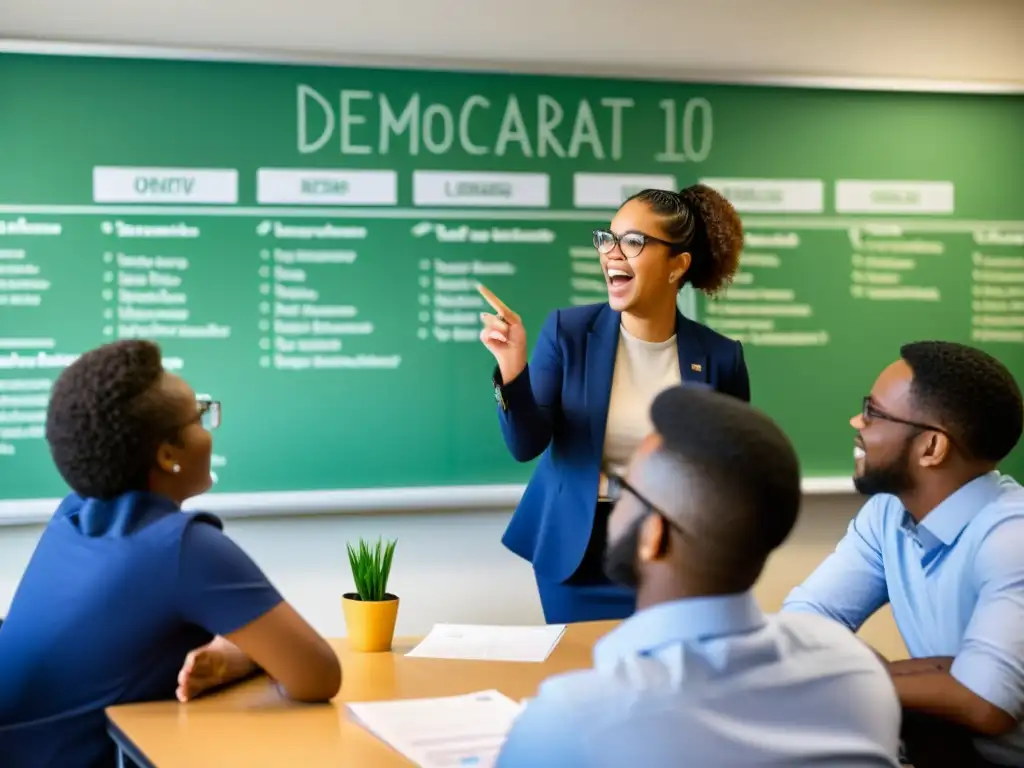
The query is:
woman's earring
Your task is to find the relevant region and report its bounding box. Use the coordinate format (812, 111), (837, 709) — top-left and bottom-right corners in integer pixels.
(172, 464), (181, 474)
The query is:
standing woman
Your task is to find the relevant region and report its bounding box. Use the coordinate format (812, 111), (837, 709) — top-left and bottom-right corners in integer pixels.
(479, 184), (750, 624)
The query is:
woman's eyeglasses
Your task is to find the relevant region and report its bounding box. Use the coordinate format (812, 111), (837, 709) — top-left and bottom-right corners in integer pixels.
(196, 398), (221, 430)
(592, 229), (684, 260)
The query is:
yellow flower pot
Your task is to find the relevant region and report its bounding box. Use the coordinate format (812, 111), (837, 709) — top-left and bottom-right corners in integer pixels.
(342, 593), (399, 652)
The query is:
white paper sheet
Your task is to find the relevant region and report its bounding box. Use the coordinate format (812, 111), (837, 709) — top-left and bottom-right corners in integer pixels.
(347, 689), (523, 768)
(405, 623), (567, 663)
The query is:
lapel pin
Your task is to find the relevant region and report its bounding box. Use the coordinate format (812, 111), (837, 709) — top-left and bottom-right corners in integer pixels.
(691, 363), (703, 373)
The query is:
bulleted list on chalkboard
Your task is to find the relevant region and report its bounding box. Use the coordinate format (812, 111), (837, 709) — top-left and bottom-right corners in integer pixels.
(98, 219), (232, 343)
(839, 224), (1024, 344)
(0, 214), (233, 466)
(258, 244), (362, 367)
(971, 229), (1024, 345)
(705, 230), (829, 348)
(694, 178), (1024, 351)
(0, 219), (75, 462)
(252, 218), (400, 370)
(847, 224), (945, 304)
(834, 180), (960, 311)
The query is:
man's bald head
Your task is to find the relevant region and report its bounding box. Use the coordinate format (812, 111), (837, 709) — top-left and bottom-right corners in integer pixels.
(606, 385), (803, 595)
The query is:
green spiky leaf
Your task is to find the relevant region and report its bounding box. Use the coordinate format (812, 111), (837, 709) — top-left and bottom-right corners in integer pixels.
(346, 536), (397, 602)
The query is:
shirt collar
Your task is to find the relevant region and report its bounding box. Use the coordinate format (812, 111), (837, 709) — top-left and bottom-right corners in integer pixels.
(594, 591), (765, 666)
(906, 471), (1003, 548)
(58, 491), (181, 537)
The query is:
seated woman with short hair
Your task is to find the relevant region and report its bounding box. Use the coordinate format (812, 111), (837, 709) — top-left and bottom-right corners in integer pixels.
(0, 340), (341, 768)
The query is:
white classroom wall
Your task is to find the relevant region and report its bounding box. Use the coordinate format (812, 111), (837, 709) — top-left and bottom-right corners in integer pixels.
(3, 0), (1023, 83)
(2, 0), (1022, 659)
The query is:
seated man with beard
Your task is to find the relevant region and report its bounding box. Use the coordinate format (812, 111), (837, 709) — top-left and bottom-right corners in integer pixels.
(497, 385), (901, 767)
(784, 341), (1024, 768)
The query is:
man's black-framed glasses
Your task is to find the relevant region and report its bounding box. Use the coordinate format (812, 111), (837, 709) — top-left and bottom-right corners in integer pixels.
(197, 398), (221, 431)
(861, 396), (949, 441)
(605, 470), (690, 541)
(593, 229), (685, 260)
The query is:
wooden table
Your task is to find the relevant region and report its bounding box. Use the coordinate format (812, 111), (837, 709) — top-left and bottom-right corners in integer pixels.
(106, 621), (616, 767)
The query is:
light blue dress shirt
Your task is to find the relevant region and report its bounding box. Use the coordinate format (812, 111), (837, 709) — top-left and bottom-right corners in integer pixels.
(496, 591), (900, 767)
(784, 471), (1024, 765)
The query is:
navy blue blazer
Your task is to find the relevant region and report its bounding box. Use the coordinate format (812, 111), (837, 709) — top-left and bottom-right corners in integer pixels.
(494, 302), (751, 584)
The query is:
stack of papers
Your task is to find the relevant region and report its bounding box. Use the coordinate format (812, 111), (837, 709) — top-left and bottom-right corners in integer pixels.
(348, 689), (523, 768)
(405, 623), (567, 663)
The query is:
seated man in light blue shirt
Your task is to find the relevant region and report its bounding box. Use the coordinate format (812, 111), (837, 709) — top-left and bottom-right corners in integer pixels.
(783, 341), (1024, 768)
(497, 385), (902, 767)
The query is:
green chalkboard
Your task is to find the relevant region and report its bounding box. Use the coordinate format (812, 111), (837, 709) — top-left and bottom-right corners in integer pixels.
(0, 45), (1022, 515)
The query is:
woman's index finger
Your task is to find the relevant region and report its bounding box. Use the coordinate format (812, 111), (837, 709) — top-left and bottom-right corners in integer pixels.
(477, 284), (513, 316)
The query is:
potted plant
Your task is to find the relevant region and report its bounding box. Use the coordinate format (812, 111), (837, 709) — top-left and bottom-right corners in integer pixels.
(342, 536), (399, 652)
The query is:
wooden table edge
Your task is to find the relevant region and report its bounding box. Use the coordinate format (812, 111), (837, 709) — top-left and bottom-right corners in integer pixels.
(104, 621), (619, 766)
